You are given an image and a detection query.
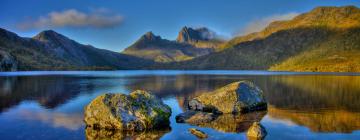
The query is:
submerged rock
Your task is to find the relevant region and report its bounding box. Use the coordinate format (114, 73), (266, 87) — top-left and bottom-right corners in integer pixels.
(247, 122), (267, 140)
(84, 90), (171, 131)
(189, 128), (208, 139)
(188, 81), (267, 114)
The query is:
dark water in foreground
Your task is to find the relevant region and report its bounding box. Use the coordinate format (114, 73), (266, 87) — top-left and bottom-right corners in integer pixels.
(0, 70), (359, 140)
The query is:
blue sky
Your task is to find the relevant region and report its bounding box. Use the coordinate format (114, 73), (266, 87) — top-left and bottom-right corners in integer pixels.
(1, 0), (360, 51)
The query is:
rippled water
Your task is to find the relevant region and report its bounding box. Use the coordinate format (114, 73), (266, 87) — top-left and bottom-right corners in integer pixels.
(0, 71), (359, 140)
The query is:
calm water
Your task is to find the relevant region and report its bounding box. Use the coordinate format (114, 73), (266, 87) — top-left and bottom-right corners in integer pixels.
(0, 70), (359, 140)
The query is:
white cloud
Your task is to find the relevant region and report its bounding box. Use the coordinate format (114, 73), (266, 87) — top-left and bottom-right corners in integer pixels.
(18, 9), (123, 30)
(239, 12), (299, 35)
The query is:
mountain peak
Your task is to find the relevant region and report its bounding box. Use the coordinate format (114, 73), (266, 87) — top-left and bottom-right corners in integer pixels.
(176, 26), (216, 43)
(140, 31), (161, 41)
(33, 30), (70, 43)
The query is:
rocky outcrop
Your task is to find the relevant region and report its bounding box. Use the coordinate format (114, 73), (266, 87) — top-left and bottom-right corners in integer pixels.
(188, 81), (267, 114)
(84, 90), (171, 131)
(246, 122), (267, 140)
(176, 26), (216, 43)
(0, 50), (17, 71)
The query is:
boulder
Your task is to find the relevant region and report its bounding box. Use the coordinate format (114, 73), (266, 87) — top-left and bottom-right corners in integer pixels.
(189, 128), (208, 139)
(188, 81), (267, 114)
(84, 90), (171, 131)
(247, 122), (267, 140)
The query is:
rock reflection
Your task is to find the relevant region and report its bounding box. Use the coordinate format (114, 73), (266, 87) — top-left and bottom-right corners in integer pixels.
(197, 112), (266, 133)
(177, 111), (267, 133)
(85, 127), (170, 140)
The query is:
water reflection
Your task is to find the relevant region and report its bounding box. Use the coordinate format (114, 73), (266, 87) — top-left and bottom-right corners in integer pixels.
(177, 111), (266, 133)
(124, 75), (360, 133)
(17, 109), (84, 130)
(268, 106), (360, 133)
(0, 76), (123, 113)
(0, 72), (359, 139)
(85, 128), (170, 140)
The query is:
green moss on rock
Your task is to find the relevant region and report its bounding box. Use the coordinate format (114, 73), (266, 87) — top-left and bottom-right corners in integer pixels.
(84, 90), (171, 131)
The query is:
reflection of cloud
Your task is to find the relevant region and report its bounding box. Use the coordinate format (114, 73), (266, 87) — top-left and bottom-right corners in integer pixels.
(265, 115), (296, 127)
(19, 109), (83, 130)
(18, 9), (123, 30)
(238, 12), (299, 35)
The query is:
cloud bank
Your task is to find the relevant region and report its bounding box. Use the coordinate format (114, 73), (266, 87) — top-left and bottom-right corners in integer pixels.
(239, 12), (299, 35)
(18, 9), (123, 30)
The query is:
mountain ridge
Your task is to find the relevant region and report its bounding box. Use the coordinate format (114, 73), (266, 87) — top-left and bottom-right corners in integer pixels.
(151, 5), (360, 72)
(122, 28), (219, 62)
(0, 28), (154, 71)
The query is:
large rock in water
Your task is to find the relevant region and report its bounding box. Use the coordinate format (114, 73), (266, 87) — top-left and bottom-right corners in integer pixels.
(188, 81), (267, 113)
(84, 90), (171, 131)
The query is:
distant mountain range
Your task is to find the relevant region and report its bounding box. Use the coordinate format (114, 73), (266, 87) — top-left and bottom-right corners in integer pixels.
(122, 27), (223, 62)
(152, 6), (360, 72)
(0, 29), (153, 71)
(1, 5), (360, 72)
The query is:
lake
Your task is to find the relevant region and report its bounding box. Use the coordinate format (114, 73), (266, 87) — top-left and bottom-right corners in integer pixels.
(0, 70), (359, 140)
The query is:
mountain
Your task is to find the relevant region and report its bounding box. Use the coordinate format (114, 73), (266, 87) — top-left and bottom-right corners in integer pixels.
(122, 31), (213, 62)
(176, 26), (224, 49)
(152, 6), (360, 72)
(0, 28), (153, 71)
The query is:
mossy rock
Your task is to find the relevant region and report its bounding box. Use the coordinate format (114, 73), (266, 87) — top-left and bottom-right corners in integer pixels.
(84, 90), (171, 131)
(188, 81), (267, 114)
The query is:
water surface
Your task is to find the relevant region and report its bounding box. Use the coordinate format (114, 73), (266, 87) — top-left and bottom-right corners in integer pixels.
(0, 71), (359, 140)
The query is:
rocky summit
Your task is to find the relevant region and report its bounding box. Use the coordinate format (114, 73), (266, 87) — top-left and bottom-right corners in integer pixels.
(84, 90), (171, 131)
(188, 81), (267, 114)
(176, 26), (216, 43)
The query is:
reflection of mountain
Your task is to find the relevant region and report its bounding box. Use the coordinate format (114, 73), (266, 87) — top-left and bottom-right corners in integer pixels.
(124, 75), (240, 98)
(85, 128), (170, 140)
(268, 106), (360, 133)
(0, 76), (95, 112)
(263, 76), (360, 111)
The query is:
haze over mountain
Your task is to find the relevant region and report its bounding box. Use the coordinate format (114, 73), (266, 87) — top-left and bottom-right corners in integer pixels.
(0, 28), (153, 71)
(122, 27), (223, 62)
(154, 6), (360, 72)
